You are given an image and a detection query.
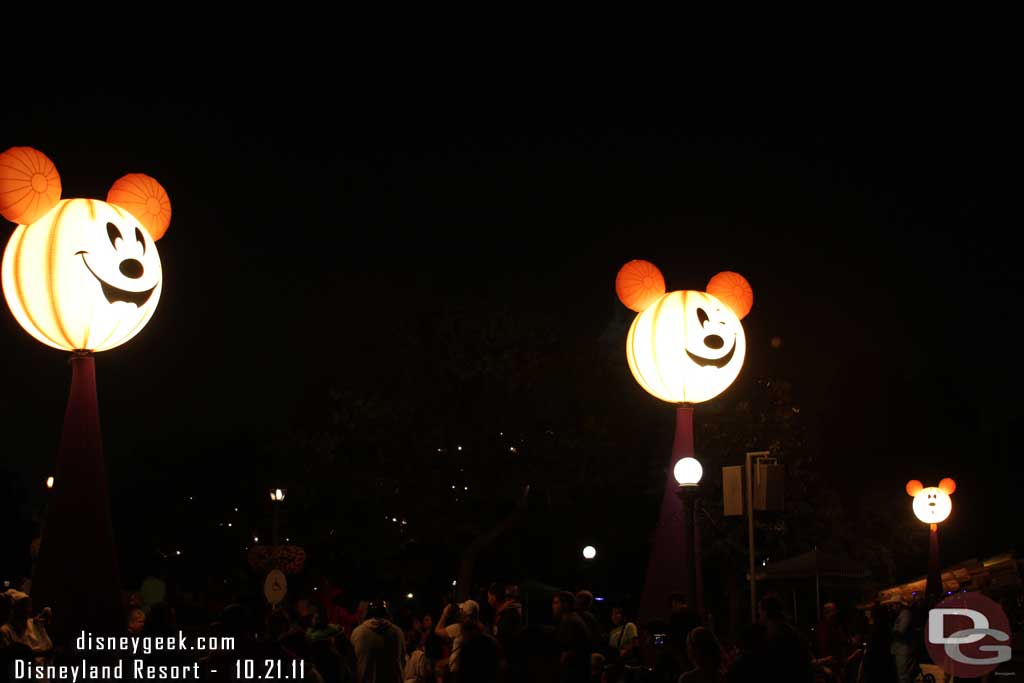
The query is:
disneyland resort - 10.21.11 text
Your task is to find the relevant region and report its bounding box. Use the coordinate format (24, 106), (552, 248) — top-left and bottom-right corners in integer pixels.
(13, 659), (309, 681)
(7, 631), (314, 680)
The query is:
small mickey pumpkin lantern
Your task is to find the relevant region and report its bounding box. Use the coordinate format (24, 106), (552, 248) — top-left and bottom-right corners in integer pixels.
(0, 146), (168, 352)
(619, 263), (751, 404)
(906, 478), (956, 525)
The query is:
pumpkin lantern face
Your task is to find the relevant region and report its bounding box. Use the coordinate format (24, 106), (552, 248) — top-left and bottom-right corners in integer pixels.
(2, 198), (162, 351)
(912, 487), (952, 524)
(907, 478), (956, 525)
(626, 289), (747, 403)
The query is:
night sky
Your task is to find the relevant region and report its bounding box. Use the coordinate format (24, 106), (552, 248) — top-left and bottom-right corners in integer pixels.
(1, 95), (1020, 592)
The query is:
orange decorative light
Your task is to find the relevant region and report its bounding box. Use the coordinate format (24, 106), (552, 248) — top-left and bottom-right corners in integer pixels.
(620, 263), (750, 403)
(1, 148), (167, 352)
(906, 478), (955, 524)
(0, 147), (62, 226)
(706, 271), (753, 320)
(615, 260), (666, 312)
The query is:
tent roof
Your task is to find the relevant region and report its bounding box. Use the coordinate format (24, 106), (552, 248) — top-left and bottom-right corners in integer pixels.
(755, 548), (870, 581)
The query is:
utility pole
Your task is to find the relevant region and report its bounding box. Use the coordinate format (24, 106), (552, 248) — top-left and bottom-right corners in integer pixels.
(745, 451), (773, 623)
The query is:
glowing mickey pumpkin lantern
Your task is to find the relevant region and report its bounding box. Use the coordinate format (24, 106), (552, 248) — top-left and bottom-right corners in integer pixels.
(619, 264), (750, 404)
(0, 147), (167, 352)
(906, 478), (955, 525)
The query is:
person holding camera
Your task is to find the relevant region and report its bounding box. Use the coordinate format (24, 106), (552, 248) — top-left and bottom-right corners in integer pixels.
(435, 599), (480, 680)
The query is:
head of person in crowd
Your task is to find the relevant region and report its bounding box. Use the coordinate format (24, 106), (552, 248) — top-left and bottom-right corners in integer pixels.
(553, 591), (576, 620)
(127, 608), (146, 636)
(575, 590), (594, 613)
(365, 599), (391, 621)
(458, 600), (480, 624)
(822, 602), (838, 623)
(4, 590), (32, 626)
(487, 582), (506, 610)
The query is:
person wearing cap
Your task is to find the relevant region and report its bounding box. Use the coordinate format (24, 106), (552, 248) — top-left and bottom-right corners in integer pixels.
(350, 599), (406, 683)
(435, 599), (480, 679)
(0, 589), (53, 665)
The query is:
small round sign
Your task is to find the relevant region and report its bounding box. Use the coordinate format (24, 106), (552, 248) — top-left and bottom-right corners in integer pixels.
(264, 570), (287, 606)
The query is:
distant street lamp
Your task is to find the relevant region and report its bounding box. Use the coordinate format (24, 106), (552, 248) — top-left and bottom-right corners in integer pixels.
(270, 489), (287, 546)
(906, 478), (956, 598)
(582, 545), (597, 560)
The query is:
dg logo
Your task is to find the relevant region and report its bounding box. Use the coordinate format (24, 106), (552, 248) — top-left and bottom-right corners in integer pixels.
(926, 591), (1013, 678)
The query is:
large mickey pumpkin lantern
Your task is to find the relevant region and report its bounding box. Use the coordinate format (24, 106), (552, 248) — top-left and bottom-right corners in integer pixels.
(1, 149), (166, 351)
(0, 146), (170, 644)
(620, 260), (754, 623)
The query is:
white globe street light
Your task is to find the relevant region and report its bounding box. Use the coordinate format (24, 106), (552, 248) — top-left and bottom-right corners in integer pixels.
(673, 457), (703, 487)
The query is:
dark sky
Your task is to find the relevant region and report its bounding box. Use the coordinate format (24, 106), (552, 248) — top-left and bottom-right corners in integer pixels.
(1, 94), (1020, 574)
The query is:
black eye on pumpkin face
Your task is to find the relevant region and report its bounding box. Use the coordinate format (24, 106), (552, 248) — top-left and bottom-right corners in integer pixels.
(135, 227), (146, 255)
(697, 307), (710, 326)
(107, 222), (123, 249)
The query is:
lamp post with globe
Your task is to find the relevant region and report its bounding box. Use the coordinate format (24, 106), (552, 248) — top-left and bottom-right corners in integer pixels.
(906, 478), (956, 599)
(613, 260), (753, 623)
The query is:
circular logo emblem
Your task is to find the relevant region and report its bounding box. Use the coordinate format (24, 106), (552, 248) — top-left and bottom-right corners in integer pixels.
(925, 591), (1012, 678)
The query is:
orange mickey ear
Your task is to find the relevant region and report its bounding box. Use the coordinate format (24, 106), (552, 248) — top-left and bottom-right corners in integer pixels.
(938, 478), (956, 495)
(0, 146), (62, 225)
(616, 260), (666, 312)
(905, 480), (923, 497)
(107, 173), (171, 240)
(707, 271), (753, 319)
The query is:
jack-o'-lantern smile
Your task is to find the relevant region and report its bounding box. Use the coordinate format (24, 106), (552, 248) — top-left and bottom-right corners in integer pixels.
(75, 251), (157, 307)
(687, 341), (737, 368)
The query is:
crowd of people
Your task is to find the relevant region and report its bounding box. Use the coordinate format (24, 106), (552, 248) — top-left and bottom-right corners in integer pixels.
(0, 580), (1006, 682)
